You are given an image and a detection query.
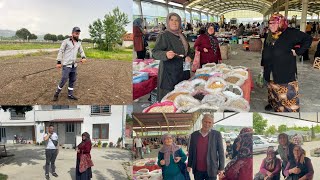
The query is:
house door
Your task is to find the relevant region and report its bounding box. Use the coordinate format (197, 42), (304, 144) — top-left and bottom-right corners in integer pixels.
(0, 127), (6, 143)
(65, 123), (75, 145)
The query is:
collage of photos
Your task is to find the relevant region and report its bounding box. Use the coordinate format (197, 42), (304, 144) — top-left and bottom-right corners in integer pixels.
(1, 0), (320, 180)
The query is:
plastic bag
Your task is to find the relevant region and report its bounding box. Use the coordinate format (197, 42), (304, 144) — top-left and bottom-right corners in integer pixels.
(133, 71), (149, 84)
(256, 70), (264, 88)
(202, 63), (217, 68)
(174, 80), (193, 91)
(187, 103), (220, 113)
(190, 79), (207, 92)
(205, 77), (227, 94)
(174, 95), (201, 112)
(223, 74), (246, 87)
(191, 74), (212, 81)
(191, 89), (210, 101)
(192, 50), (201, 72)
(222, 98), (250, 112)
(161, 90), (191, 102)
(143, 101), (177, 113)
(230, 69), (249, 80)
(201, 94), (227, 107)
(195, 68), (214, 75)
(222, 85), (243, 99)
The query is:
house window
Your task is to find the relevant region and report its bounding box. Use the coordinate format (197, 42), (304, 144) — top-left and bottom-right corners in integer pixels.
(53, 105), (69, 110)
(66, 123), (75, 133)
(0, 127), (6, 138)
(91, 105), (111, 115)
(10, 110), (25, 120)
(92, 124), (109, 139)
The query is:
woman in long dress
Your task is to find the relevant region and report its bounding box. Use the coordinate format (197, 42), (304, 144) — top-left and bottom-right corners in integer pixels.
(76, 132), (93, 180)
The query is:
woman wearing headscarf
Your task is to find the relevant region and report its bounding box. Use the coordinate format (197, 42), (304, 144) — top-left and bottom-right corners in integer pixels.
(219, 128), (253, 180)
(133, 18), (147, 59)
(76, 132), (93, 180)
(254, 146), (281, 180)
(284, 145), (314, 180)
(152, 13), (192, 101)
(157, 133), (189, 180)
(275, 133), (295, 177)
(261, 13), (312, 112)
(194, 25), (222, 67)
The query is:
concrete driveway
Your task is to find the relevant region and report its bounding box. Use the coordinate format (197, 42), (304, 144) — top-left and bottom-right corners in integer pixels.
(0, 144), (131, 180)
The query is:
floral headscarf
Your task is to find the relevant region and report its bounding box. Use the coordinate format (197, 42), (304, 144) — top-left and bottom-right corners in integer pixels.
(224, 127), (253, 173)
(264, 146), (277, 171)
(159, 133), (180, 166)
(266, 13), (289, 45)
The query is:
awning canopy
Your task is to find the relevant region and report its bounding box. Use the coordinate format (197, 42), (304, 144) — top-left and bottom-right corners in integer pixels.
(132, 113), (200, 133)
(50, 118), (84, 123)
(157, 0), (320, 15)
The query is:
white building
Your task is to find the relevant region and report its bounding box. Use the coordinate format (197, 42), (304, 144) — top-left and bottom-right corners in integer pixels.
(0, 105), (127, 148)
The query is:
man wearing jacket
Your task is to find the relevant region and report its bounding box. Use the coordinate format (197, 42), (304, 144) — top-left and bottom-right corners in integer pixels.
(53, 27), (86, 101)
(187, 114), (225, 180)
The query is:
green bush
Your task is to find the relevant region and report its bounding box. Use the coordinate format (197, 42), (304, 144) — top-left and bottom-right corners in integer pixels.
(102, 143), (108, 147)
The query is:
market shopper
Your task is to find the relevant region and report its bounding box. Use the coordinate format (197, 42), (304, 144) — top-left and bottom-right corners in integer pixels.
(134, 134), (144, 159)
(158, 133), (189, 180)
(76, 132), (93, 180)
(283, 145), (314, 180)
(133, 18), (147, 59)
(152, 13), (192, 101)
(275, 133), (295, 177)
(254, 146), (281, 180)
(53, 27), (86, 101)
(194, 25), (222, 66)
(43, 125), (59, 180)
(218, 127), (253, 180)
(261, 13), (312, 112)
(187, 114), (225, 180)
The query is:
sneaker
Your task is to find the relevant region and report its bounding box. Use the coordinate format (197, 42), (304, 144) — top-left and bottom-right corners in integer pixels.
(68, 95), (78, 100)
(264, 104), (273, 111)
(52, 172), (58, 177)
(45, 174), (50, 180)
(53, 94), (59, 101)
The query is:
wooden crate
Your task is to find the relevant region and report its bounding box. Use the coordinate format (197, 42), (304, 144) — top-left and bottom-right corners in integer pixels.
(313, 57), (320, 69)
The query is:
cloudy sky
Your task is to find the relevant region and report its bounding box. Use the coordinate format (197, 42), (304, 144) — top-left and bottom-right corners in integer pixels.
(0, 0), (132, 38)
(260, 113), (319, 128)
(214, 113), (253, 127)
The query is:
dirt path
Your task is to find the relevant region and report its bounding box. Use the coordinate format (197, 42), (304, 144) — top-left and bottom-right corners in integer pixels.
(0, 53), (132, 105)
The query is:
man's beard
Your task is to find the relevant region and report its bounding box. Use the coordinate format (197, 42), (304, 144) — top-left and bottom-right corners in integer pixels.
(72, 36), (79, 41)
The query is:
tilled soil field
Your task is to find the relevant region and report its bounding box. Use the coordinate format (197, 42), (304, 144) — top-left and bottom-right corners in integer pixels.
(0, 53), (132, 105)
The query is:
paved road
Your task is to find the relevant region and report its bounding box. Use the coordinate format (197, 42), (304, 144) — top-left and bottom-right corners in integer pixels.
(0, 48), (59, 57)
(0, 144), (131, 180)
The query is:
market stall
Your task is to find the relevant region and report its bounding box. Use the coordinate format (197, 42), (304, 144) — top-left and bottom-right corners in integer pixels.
(142, 63), (253, 113)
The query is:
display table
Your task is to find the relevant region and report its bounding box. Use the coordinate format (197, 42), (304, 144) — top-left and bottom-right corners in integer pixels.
(133, 68), (158, 100)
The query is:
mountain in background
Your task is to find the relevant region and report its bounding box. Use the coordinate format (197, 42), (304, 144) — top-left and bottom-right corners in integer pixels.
(0, 29), (16, 37)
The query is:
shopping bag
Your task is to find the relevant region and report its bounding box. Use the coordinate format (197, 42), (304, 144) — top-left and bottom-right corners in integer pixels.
(192, 50), (200, 72)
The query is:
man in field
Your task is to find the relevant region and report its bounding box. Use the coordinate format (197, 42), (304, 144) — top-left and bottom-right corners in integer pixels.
(53, 27), (86, 101)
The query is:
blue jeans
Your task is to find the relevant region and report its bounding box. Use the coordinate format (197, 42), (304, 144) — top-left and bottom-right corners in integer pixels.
(194, 171), (216, 180)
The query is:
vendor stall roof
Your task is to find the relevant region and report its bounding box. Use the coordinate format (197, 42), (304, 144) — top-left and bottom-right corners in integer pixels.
(152, 0), (320, 15)
(132, 113), (198, 132)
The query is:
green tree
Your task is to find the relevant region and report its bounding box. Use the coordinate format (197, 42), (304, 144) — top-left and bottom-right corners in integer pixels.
(15, 28), (31, 40)
(0, 106), (33, 114)
(265, 125), (277, 136)
(64, 35), (70, 39)
(314, 124), (320, 133)
(44, 34), (58, 42)
(51, 34), (57, 42)
(219, 127), (225, 132)
(89, 7), (129, 51)
(57, 34), (65, 41)
(82, 38), (93, 43)
(29, 34), (37, 40)
(311, 125), (316, 139)
(278, 124), (288, 133)
(253, 112), (268, 135)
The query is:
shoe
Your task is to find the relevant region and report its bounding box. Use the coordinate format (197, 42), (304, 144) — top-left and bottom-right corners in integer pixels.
(265, 104), (273, 111)
(45, 174), (50, 180)
(53, 94), (59, 101)
(52, 172), (58, 177)
(68, 95), (78, 100)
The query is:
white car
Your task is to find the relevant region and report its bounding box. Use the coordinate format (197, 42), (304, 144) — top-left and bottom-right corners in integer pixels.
(253, 135), (269, 143)
(224, 133), (238, 142)
(268, 136), (278, 143)
(253, 139), (273, 154)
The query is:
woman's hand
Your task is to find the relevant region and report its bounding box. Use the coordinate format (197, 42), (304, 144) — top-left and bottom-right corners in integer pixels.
(290, 167), (301, 174)
(174, 156), (181, 163)
(185, 56), (192, 63)
(218, 172), (225, 180)
(187, 167), (192, 172)
(291, 49), (297, 56)
(266, 171), (272, 176)
(160, 159), (166, 165)
(203, 48), (208, 53)
(166, 51), (176, 59)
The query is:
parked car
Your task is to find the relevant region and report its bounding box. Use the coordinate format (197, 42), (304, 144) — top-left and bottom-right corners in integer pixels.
(253, 135), (269, 143)
(268, 135), (278, 143)
(224, 133), (238, 142)
(253, 139), (272, 154)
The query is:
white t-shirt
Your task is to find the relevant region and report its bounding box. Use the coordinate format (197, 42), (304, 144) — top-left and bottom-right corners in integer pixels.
(44, 132), (58, 149)
(134, 137), (142, 148)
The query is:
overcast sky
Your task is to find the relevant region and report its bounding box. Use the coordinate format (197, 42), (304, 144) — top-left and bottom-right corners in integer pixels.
(260, 113), (319, 128)
(0, 0), (132, 38)
(214, 113), (253, 127)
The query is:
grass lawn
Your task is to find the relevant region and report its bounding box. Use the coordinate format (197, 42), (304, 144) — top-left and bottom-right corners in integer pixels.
(84, 48), (132, 61)
(0, 42), (61, 50)
(0, 173), (8, 180)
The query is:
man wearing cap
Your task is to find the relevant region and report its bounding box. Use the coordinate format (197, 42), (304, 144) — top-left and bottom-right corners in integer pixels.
(53, 27), (86, 101)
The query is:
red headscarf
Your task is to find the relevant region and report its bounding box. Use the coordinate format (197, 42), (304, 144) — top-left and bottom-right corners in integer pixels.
(269, 13), (289, 40)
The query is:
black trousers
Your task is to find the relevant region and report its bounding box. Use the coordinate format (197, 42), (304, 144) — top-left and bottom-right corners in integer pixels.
(136, 49), (146, 59)
(45, 149), (58, 175)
